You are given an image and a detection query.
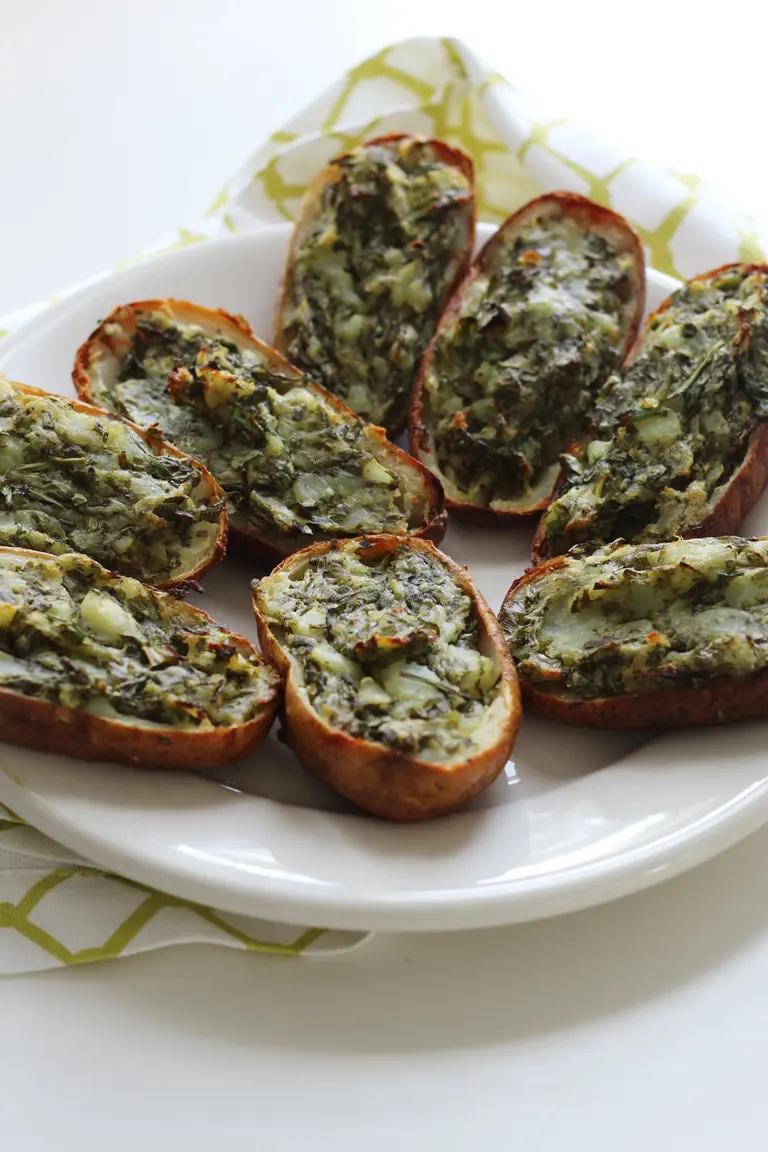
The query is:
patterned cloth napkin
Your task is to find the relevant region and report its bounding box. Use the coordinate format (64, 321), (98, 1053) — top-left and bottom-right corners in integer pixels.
(0, 35), (763, 974)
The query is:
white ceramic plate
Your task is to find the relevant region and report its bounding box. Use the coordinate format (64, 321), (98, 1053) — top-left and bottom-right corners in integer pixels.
(1, 224), (767, 934)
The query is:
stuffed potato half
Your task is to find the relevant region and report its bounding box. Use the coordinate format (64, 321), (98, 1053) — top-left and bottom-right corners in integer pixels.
(0, 548), (280, 769)
(252, 535), (520, 821)
(73, 299), (446, 563)
(501, 535), (768, 729)
(410, 192), (645, 520)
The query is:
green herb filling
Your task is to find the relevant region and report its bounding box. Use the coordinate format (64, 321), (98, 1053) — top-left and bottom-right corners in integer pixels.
(279, 137), (473, 431)
(502, 536), (768, 699)
(0, 378), (221, 582)
(99, 311), (417, 546)
(539, 267), (768, 555)
(0, 551), (274, 728)
(258, 544), (502, 759)
(424, 215), (634, 507)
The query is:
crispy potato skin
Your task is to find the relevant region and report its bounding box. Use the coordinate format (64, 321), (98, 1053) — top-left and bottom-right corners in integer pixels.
(253, 536), (521, 822)
(531, 262), (768, 564)
(73, 299), (447, 564)
(0, 686), (277, 770)
(0, 547), (281, 769)
(274, 133), (477, 441)
(3, 379), (228, 588)
(502, 551), (768, 729)
(409, 191), (646, 522)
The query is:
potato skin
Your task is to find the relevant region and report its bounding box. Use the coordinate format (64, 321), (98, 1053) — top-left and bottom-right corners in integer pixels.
(0, 547), (281, 769)
(253, 536), (521, 822)
(531, 262), (768, 564)
(0, 683), (278, 770)
(274, 133), (477, 441)
(502, 551), (768, 730)
(3, 379), (228, 589)
(409, 191), (646, 522)
(73, 299), (447, 565)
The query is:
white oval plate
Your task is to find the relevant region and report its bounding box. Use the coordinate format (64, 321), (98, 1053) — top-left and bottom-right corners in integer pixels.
(1, 225), (767, 934)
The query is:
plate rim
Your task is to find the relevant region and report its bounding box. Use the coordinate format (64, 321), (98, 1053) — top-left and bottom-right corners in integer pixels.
(2, 758), (768, 932)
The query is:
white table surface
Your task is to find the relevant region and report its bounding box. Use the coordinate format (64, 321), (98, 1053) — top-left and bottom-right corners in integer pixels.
(2, 2), (768, 1147)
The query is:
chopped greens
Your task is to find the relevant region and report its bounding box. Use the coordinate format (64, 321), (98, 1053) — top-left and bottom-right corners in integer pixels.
(0, 378), (221, 582)
(0, 551), (275, 727)
(257, 544), (501, 760)
(538, 266), (768, 556)
(422, 213), (635, 507)
(278, 136), (473, 432)
(501, 536), (768, 700)
(96, 309), (421, 548)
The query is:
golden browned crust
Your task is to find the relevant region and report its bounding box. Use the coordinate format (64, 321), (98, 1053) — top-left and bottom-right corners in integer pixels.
(409, 191), (646, 522)
(273, 133), (477, 440)
(0, 546), (281, 769)
(531, 262), (768, 565)
(252, 535), (521, 822)
(72, 299), (259, 400)
(501, 551), (768, 729)
(2, 378), (228, 588)
(72, 299), (447, 562)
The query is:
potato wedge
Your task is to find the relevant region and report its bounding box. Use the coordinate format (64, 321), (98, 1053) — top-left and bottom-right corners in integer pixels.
(500, 535), (768, 729)
(73, 299), (446, 564)
(409, 192), (645, 521)
(274, 134), (476, 438)
(0, 377), (226, 588)
(0, 548), (280, 768)
(252, 536), (520, 822)
(533, 262), (768, 563)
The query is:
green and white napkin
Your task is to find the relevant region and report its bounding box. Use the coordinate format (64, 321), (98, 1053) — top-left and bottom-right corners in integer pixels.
(1, 35), (764, 973)
(0, 804), (366, 971)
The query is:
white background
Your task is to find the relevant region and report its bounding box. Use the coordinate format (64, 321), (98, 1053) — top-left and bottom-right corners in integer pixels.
(2, 1), (768, 1148)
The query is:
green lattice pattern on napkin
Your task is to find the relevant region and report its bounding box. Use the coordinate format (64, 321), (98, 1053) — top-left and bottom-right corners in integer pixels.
(0, 804), (352, 972)
(1, 36), (765, 972)
(160, 37), (765, 282)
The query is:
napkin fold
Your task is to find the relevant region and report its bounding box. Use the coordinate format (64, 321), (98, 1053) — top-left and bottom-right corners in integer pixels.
(1, 36), (763, 973)
(0, 805), (367, 972)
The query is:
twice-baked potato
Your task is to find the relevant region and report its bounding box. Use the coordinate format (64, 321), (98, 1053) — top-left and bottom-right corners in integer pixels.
(73, 299), (446, 564)
(500, 535), (768, 729)
(533, 263), (768, 562)
(0, 376), (226, 588)
(409, 192), (645, 520)
(252, 536), (520, 822)
(274, 134), (476, 438)
(0, 548), (280, 768)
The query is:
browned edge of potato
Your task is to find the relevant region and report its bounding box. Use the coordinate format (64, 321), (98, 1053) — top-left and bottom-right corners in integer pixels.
(273, 132), (477, 440)
(530, 261), (768, 564)
(252, 535), (521, 822)
(0, 547), (281, 769)
(4, 377), (228, 589)
(501, 550), (768, 730)
(409, 190), (646, 524)
(72, 298), (448, 565)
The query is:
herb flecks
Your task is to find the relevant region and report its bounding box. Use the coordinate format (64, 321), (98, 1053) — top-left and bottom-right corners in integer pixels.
(539, 267), (768, 555)
(0, 552), (275, 728)
(424, 213), (634, 506)
(279, 137), (473, 433)
(100, 311), (419, 549)
(258, 545), (501, 759)
(501, 536), (768, 700)
(0, 379), (221, 582)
